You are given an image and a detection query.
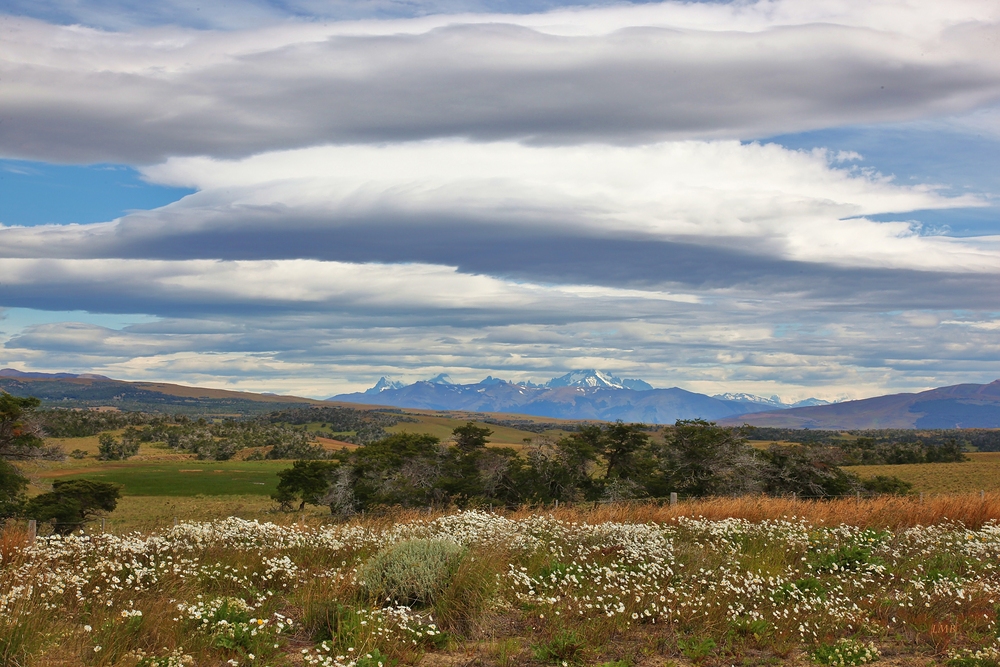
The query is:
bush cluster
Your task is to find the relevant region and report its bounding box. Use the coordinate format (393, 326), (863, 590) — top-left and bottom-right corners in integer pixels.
(275, 420), (911, 514)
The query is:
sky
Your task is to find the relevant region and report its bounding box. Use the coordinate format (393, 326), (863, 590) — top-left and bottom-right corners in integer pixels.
(1, 0), (999, 401)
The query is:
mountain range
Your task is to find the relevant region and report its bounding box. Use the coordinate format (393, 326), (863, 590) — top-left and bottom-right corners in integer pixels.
(331, 370), (829, 424)
(720, 380), (1000, 429)
(7, 367), (1000, 429)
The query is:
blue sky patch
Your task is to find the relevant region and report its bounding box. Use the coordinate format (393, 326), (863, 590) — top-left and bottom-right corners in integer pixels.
(0, 160), (194, 227)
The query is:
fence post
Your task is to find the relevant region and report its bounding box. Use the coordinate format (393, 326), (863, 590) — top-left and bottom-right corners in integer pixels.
(920, 492), (924, 504)
(27, 519), (37, 544)
(856, 491), (861, 506)
(669, 492), (678, 507)
(101, 518), (106, 533)
(173, 517), (178, 527)
(792, 492), (796, 501)
(982, 490), (986, 500)
(554, 499), (559, 509)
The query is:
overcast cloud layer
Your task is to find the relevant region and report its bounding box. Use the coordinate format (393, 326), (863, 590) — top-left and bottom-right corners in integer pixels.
(2, 0), (1000, 401)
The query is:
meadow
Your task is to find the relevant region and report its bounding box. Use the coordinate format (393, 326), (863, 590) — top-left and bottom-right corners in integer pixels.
(850, 453), (1000, 495)
(8, 420), (1000, 665)
(3, 497), (1000, 667)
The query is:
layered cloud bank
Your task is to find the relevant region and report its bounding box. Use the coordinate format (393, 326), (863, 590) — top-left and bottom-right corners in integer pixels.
(1, 0), (1000, 399)
(3, 0), (1000, 161)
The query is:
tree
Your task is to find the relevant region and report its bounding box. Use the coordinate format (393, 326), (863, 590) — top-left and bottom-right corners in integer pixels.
(760, 445), (857, 498)
(25, 479), (121, 534)
(658, 420), (761, 497)
(350, 433), (445, 508)
(97, 433), (140, 460)
(0, 459), (28, 519)
(273, 460), (339, 511)
(452, 422), (492, 453)
(0, 394), (60, 459)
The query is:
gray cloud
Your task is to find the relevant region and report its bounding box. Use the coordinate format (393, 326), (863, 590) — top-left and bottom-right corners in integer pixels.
(3, 13), (1000, 163)
(4, 2), (1000, 400)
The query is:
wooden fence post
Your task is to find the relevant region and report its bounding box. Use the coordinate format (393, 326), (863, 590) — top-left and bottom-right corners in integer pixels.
(27, 519), (37, 544)
(669, 492), (678, 507)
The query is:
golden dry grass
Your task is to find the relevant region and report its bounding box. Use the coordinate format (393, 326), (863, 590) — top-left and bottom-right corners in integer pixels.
(524, 492), (1000, 530)
(72, 490), (1000, 535)
(852, 452), (1000, 494)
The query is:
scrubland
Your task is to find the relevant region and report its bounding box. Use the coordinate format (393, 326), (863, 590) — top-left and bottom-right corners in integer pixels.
(4, 495), (1000, 667)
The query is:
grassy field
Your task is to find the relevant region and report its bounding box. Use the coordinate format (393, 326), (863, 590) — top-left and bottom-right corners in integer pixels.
(4, 500), (1000, 667)
(852, 451), (1000, 493)
(385, 414), (571, 448)
(39, 460), (288, 496)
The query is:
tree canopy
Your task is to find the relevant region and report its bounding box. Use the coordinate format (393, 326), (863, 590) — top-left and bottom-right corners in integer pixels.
(25, 479), (121, 534)
(274, 419), (908, 515)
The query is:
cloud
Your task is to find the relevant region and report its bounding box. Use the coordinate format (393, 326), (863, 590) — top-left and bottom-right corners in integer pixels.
(3, 1), (1000, 162)
(3, 1), (1000, 400)
(0, 257), (700, 323)
(0, 140), (992, 280)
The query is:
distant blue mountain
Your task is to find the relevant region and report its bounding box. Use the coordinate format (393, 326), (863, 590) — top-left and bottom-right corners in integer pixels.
(329, 370), (806, 424)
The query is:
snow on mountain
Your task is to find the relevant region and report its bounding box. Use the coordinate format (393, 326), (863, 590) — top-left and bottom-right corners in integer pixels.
(427, 373), (454, 385)
(621, 378), (654, 391)
(789, 398), (832, 408)
(546, 369), (651, 390)
(713, 392), (785, 407)
(713, 393), (833, 409)
(364, 377), (405, 394)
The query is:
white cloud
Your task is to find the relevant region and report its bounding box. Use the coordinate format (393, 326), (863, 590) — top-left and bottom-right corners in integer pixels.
(94, 140), (1000, 271)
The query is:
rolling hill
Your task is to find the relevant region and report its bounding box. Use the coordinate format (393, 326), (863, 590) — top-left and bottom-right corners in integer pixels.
(0, 369), (323, 414)
(721, 380), (1000, 429)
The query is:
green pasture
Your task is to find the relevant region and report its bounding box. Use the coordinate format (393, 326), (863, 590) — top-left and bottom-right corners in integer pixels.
(54, 460), (288, 496)
(386, 415), (566, 447)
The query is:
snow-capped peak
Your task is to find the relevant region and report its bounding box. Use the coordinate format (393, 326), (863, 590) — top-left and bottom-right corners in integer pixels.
(427, 373), (454, 385)
(546, 370), (652, 391)
(713, 393), (833, 408)
(713, 392), (785, 407)
(364, 377), (405, 394)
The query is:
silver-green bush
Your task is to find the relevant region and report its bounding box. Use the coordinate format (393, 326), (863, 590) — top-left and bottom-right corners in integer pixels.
(361, 538), (466, 606)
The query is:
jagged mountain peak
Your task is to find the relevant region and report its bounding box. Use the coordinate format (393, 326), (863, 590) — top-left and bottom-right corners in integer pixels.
(545, 369), (652, 390)
(427, 373), (454, 385)
(364, 376), (405, 394)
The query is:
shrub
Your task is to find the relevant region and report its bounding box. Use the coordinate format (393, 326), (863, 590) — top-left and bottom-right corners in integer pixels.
(97, 433), (139, 460)
(69, 449), (88, 459)
(677, 637), (717, 663)
(0, 459), (27, 519)
(361, 538), (465, 606)
(532, 628), (587, 664)
(811, 639), (880, 666)
(24, 478), (121, 534)
(861, 475), (913, 496)
(947, 645), (1000, 667)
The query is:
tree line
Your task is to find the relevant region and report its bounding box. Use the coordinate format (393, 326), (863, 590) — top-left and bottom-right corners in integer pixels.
(744, 426), (978, 460)
(274, 420), (912, 514)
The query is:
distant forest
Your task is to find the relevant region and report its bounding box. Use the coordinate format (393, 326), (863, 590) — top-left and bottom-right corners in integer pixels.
(745, 426), (998, 456)
(28, 405), (415, 460)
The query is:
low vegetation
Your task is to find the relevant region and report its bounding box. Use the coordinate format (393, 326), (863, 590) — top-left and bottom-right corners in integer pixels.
(274, 420), (913, 515)
(3, 503), (1000, 666)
